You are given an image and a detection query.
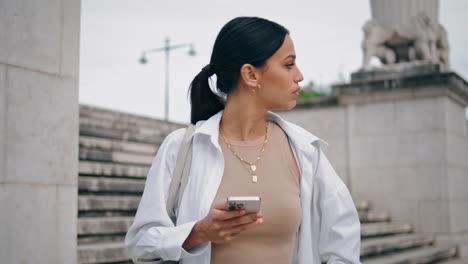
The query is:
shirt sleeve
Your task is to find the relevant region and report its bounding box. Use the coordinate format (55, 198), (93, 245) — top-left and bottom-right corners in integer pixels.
(124, 128), (209, 261)
(315, 150), (361, 264)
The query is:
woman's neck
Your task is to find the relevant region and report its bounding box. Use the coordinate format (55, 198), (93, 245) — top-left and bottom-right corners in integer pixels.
(220, 93), (269, 141)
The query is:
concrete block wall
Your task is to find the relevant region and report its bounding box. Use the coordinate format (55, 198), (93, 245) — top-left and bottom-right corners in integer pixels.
(0, 0), (81, 263)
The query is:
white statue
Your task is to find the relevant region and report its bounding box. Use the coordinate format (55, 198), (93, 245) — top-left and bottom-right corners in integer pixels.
(361, 12), (450, 71)
(361, 19), (396, 70)
(436, 24), (450, 67)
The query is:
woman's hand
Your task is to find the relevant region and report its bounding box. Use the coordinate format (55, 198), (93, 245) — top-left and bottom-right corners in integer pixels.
(182, 202), (263, 249)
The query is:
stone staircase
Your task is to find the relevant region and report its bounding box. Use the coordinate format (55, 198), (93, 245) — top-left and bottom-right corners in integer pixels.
(77, 105), (466, 264)
(78, 105), (183, 263)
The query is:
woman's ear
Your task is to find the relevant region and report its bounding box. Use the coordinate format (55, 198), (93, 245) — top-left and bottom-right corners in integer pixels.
(240, 64), (260, 87)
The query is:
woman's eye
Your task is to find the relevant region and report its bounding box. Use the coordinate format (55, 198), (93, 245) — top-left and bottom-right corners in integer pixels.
(286, 63), (295, 68)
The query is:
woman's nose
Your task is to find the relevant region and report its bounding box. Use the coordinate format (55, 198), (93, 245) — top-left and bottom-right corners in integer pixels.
(295, 67), (304, 83)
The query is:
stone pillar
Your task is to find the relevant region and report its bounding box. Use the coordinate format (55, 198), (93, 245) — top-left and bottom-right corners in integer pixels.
(333, 67), (468, 253)
(281, 65), (468, 255)
(0, 0), (81, 263)
(370, 0), (439, 27)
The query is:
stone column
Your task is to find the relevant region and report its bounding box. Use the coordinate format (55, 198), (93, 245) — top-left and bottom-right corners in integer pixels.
(333, 68), (468, 254)
(370, 0), (439, 27)
(0, 0), (81, 263)
(281, 67), (468, 255)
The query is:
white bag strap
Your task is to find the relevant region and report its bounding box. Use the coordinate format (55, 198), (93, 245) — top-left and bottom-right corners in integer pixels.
(134, 126), (194, 264)
(166, 124), (195, 224)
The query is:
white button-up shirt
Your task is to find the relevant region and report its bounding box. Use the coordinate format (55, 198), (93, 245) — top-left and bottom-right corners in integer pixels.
(125, 110), (361, 264)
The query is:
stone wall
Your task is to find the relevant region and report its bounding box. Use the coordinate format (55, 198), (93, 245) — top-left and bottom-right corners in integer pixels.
(0, 0), (81, 263)
(279, 105), (351, 186)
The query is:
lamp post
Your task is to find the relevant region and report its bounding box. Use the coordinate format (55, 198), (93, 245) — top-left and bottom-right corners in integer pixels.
(139, 37), (196, 121)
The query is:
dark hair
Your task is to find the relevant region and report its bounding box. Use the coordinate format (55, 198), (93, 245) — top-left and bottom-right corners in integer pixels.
(189, 16), (289, 125)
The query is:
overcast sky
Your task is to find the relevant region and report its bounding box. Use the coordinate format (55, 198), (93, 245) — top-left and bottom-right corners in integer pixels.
(79, 0), (468, 123)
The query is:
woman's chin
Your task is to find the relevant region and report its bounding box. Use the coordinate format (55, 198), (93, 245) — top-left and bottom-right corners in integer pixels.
(271, 101), (297, 111)
(286, 99), (298, 109)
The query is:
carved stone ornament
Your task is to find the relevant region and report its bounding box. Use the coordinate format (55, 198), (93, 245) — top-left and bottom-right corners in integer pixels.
(361, 0), (449, 71)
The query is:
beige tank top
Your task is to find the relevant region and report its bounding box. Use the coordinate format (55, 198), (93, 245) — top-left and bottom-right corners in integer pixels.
(210, 121), (301, 264)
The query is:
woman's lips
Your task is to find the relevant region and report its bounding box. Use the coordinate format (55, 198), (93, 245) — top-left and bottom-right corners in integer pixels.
(293, 88), (300, 96)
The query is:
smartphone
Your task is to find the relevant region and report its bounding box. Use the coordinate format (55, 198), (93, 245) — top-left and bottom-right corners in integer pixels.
(225, 196), (261, 213)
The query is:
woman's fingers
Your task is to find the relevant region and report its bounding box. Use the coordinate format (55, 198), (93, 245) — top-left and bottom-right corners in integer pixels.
(224, 212), (263, 228)
(214, 208), (247, 221)
(212, 218), (263, 244)
(203, 206), (264, 244)
(226, 218), (264, 235)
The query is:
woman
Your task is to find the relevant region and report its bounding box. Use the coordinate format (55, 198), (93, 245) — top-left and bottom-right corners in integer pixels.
(125, 16), (360, 264)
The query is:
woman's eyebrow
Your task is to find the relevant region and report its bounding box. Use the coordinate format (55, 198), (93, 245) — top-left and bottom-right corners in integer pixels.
(283, 54), (296, 61)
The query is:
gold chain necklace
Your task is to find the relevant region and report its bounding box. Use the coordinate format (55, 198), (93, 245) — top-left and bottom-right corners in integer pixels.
(220, 121), (269, 183)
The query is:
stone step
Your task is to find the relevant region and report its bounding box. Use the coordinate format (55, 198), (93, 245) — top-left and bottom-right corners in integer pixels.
(78, 182), (371, 211)
(79, 195), (140, 211)
(79, 161), (150, 178)
(361, 234), (434, 257)
(79, 148), (154, 165)
(80, 120), (164, 145)
(80, 104), (182, 132)
(78, 240), (130, 264)
(80, 116), (162, 135)
(361, 222), (412, 238)
(79, 108), (183, 142)
(78, 180), (370, 211)
(438, 258), (468, 264)
(362, 245), (457, 264)
(78, 216), (133, 236)
(79, 177), (145, 193)
(80, 135), (157, 155)
(77, 216), (411, 238)
(359, 210), (391, 223)
(78, 234), (126, 245)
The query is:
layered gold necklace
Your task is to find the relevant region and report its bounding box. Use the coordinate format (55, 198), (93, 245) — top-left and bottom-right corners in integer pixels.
(220, 121), (270, 183)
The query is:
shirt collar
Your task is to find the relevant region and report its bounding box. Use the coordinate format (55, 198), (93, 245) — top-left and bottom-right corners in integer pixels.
(189, 110), (327, 152)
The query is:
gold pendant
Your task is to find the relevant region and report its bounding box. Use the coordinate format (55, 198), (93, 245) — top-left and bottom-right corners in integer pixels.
(251, 165), (256, 172)
(252, 175), (257, 183)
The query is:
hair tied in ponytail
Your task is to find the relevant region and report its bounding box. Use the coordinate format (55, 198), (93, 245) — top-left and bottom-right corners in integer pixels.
(190, 17), (289, 125)
(201, 64), (215, 76)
